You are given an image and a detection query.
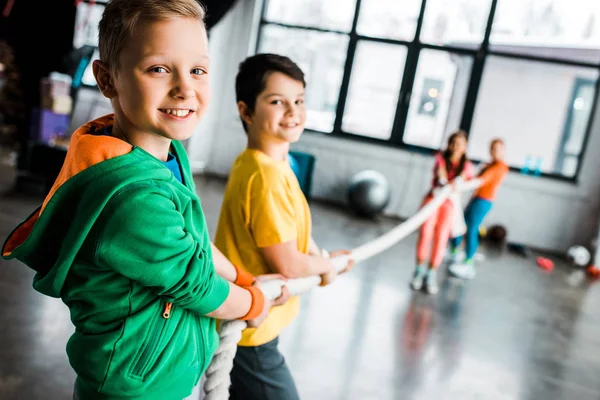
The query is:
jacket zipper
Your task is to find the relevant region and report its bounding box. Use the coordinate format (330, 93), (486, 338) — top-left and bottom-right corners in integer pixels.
(131, 301), (173, 378)
(163, 302), (172, 319)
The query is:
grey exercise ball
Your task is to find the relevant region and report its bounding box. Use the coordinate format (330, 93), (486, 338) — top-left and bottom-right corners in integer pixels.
(347, 170), (391, 217)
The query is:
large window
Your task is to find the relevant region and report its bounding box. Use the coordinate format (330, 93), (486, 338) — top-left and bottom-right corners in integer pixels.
(72, 0), (109, 49)
(256, 0), (600, 180)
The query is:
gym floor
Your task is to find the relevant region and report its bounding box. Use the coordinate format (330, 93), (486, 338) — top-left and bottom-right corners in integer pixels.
(2, 165), (600, 400)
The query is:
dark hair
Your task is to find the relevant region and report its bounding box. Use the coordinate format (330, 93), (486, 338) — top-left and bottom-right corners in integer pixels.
(235, 53), (306, 132)
(442, 130), (468, 177)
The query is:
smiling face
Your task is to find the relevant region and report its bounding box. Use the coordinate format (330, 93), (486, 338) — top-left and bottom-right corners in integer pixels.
(94, 16), (210, 153)
(242, 71), (306, 144)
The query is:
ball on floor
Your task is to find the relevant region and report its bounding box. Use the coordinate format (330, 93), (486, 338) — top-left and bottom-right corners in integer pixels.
(486, 224), (507, 243)
(347, 170), (390, 217)
(567, 245), (590, 267)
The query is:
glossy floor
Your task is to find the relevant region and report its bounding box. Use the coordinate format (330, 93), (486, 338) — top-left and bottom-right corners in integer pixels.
(1, 171), (599, 400)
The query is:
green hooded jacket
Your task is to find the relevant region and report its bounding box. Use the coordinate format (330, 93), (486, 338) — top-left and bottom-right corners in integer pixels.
(2, 115), (229, 399)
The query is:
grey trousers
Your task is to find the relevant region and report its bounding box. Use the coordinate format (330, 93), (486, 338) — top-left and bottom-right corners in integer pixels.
(229, 337), (300, 400)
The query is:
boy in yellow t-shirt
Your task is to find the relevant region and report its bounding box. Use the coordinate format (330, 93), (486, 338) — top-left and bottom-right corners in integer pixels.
(214, 53), (353, 400)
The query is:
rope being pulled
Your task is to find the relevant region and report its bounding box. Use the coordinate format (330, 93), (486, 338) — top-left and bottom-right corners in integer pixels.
(203, 179), (481, 399)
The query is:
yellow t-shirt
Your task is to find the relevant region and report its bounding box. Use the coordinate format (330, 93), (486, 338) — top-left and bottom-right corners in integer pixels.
(215, 148), (311, 346)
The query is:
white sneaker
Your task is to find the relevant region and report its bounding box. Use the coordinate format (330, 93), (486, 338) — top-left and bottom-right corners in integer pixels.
(449, 262), (476, 280)
(410, 267), (426, 290)
(446, 250), (463, 263)
(426, 272), (439, 294)
(410, 273), (425, 291)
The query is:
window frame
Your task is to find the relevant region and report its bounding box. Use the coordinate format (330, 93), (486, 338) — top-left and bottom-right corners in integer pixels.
(255, 0), (600, 183)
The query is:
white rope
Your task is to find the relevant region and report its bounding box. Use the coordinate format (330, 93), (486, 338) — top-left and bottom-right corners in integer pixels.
(203, 178), (481, 399)
(203, 320), (246, 399)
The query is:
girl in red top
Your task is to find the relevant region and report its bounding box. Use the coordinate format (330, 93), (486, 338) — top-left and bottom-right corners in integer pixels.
(448, 138), (508, 280)
(411, 130), (474, 294)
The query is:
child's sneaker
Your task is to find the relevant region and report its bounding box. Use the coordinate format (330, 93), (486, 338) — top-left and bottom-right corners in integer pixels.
(410, 265), (427, 291)
(425, 269), (439, 294)
(446, 248), (461, 264)
(449, 261), (476, 280)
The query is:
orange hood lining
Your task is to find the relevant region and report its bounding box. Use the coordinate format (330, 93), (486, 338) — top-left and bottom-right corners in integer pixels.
(40, 114), (133, 212)
(3, 114), (132, 257)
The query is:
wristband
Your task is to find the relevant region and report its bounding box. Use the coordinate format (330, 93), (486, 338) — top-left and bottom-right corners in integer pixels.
(321, 249), (330, 259)
(240, 286), (265, 321)
(233, 264), (255, 287)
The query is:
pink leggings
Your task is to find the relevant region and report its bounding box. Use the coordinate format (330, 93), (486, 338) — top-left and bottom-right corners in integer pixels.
(416, 195), (454, 268)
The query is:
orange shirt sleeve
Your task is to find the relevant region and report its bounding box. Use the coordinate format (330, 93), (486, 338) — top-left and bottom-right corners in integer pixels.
(475, 163), (509, 200)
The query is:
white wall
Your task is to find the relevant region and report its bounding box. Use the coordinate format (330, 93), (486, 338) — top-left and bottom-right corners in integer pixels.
(294, 128), (600, 255)
(185, 0), (262, 173)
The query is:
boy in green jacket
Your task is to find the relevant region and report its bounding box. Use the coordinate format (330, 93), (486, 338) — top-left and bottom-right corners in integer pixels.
(1, 1), (287, 399)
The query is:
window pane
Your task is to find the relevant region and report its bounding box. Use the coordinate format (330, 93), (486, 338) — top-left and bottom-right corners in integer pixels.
(469, 56), (598, 178)
(264, 0), (356, 32)
(342, 42), (408, 139)
(491, 0), (600, 63)
(73, 2), (105, 49)
(81, 49), (100, 87)
(258, 25), (349, 132)
(555, 79), (595, 176)
(420, 0), (492, 48)
(357, 0), (422, 41)
(564, 82), (594, 155)
(404, 50), (474, 149)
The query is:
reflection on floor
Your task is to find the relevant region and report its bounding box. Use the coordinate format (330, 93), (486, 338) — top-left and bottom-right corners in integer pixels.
(1, 171), (600, 400)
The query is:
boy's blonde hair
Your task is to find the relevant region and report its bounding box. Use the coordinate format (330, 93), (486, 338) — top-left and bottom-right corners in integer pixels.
(98, 0), (206, 72)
